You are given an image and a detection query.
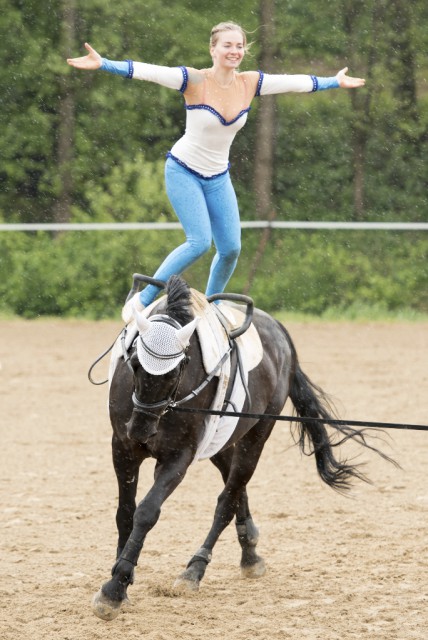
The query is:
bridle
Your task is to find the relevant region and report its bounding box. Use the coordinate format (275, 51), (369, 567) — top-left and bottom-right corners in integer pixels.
(124, 314), (187, 420)
(122, 315), (231, 420)
(130, 363), (187, 420)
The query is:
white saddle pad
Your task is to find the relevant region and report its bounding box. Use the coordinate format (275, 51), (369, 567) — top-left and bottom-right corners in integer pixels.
(189, 289), (263, 374)
(188, 290), (263, 462)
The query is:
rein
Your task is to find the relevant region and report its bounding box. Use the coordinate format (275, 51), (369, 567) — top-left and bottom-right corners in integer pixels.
(88, 318), (232, 414)
(130, 347), (232, 416)
(170, 348), (231, 408)
(88, 330), (122, 385)
(130, 359), (187, 418)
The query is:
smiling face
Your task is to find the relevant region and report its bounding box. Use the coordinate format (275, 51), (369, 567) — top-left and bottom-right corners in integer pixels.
(210, 29), (246, 70)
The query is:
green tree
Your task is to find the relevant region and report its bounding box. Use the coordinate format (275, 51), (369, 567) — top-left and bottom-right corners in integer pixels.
(1, 0), (427, 317)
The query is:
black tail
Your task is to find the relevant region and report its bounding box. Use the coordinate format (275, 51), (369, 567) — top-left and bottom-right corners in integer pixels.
(279, 323), (396, 492)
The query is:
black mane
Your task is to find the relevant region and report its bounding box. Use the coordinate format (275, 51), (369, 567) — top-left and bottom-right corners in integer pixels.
(165, 276), (194, 326)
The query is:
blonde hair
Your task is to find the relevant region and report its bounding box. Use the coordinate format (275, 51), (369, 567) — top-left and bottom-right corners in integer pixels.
(210, 22), (250, 53)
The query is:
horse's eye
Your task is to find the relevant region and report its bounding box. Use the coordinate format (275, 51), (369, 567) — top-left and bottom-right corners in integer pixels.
(164, 368), (179, 379)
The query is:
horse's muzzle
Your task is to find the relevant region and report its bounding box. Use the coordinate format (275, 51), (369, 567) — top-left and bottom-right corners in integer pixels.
(126, 411), (159, 444)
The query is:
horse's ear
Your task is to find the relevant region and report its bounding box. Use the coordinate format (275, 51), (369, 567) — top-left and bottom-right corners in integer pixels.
(136, 311), (151, 335)
(175, 317), (199, 348)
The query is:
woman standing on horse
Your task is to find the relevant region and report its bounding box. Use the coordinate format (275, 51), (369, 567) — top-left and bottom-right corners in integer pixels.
(67, 21), (365, 322)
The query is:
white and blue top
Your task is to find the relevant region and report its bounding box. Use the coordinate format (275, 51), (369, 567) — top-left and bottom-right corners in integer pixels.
(100, 59), (339, 179)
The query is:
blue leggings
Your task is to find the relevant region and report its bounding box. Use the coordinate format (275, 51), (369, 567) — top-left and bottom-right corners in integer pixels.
(139, 157), (241, 307)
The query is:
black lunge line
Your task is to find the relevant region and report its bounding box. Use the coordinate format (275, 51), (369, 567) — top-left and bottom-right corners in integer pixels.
(171, 405), (428, 432)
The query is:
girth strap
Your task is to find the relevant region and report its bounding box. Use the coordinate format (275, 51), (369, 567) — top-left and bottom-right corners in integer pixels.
(212, 306), (252, 412)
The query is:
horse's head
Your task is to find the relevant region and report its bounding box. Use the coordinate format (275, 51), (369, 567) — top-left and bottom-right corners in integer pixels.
(126, 308), (199, 444)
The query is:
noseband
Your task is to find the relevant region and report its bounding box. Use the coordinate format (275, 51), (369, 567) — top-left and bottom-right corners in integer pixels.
(130, 377), (185, 420)
(128, 315), (189, 419)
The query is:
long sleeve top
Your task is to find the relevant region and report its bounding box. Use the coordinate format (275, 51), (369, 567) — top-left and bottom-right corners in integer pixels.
(101, 59), (339, 178)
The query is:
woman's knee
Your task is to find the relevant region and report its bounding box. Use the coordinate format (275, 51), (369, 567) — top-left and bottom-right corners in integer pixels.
(189, 235), (212, 259)
(221, 241), (241, 263)
(231, 241), (241, 259)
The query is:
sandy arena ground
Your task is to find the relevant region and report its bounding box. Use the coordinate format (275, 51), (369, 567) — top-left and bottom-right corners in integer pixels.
(1, 317), (427, 639)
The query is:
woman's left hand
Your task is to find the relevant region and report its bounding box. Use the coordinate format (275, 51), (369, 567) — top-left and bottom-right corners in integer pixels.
(336, 67), (365, 88)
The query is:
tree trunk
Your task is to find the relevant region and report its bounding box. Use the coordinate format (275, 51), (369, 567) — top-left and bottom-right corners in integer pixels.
(53, 0), (76, 225)
(244, 0), (277, 294)
(351, 118), (366, 220)
(343, 1), (382, 220)
(253, 0), (277, 220)
(387, 0), (418, 124)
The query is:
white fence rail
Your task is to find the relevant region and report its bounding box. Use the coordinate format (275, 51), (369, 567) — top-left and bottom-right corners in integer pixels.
(1, 221), (427, 232)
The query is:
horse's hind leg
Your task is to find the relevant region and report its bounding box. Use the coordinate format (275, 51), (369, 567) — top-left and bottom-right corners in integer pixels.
(210, 449), (266, 579)
(236, 511), (266, 578)
(175, 422), (274, 591)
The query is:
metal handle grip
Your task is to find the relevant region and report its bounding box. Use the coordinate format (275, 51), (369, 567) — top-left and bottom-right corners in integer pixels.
(125, 273), (167, 302)
(206, 292), (254, 339)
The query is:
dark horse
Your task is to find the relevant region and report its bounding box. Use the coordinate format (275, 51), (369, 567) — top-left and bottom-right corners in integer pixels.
(93, 275), (391, 620)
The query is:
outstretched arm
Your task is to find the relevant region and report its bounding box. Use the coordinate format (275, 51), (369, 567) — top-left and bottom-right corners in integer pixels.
(67, 42), (187, 91)
(67, 42), (102, 70)
(257, 66), (366, 96)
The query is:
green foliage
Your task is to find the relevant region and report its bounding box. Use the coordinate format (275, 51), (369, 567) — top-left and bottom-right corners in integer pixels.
(0, 228), (185, 318)
(77, 152), (175, 222)
(0, 0), (427, 317)
(1, 229), (426, 318)
(234, 230), (428, 315)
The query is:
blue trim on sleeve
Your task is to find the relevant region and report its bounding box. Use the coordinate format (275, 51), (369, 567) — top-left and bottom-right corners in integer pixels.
(179, 66), (188, 93)
(125, 59), (134, 79)
(311, 75), (340, 92)
(255, 71), (264, 97)
(100, 58), (133, 78)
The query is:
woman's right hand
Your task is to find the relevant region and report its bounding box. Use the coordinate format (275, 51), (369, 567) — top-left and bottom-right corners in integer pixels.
(67, 43), (102, 70)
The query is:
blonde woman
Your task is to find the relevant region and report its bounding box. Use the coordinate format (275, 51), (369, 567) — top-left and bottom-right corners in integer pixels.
(68, 22), (365, 321)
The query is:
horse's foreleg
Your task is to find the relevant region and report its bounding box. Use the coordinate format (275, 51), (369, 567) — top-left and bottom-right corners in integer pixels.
(210, 449), (265, 578)
(112, 435), (144, 558)
(175, 423), (273, 591)
(93, 452), (192, 620)
(92, 437), (143, 621)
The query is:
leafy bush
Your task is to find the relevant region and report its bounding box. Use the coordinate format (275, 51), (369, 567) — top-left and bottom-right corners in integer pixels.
(1, 229), (426, 318)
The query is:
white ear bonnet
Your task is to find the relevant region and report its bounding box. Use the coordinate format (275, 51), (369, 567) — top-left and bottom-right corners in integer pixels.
(135, 312), (199, 375)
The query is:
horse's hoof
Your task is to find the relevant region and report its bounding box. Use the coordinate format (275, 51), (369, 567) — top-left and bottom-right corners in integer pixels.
(92, 588), (123, 621)
(173, 574), (200, 593)
(241, 558), (266, 579)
